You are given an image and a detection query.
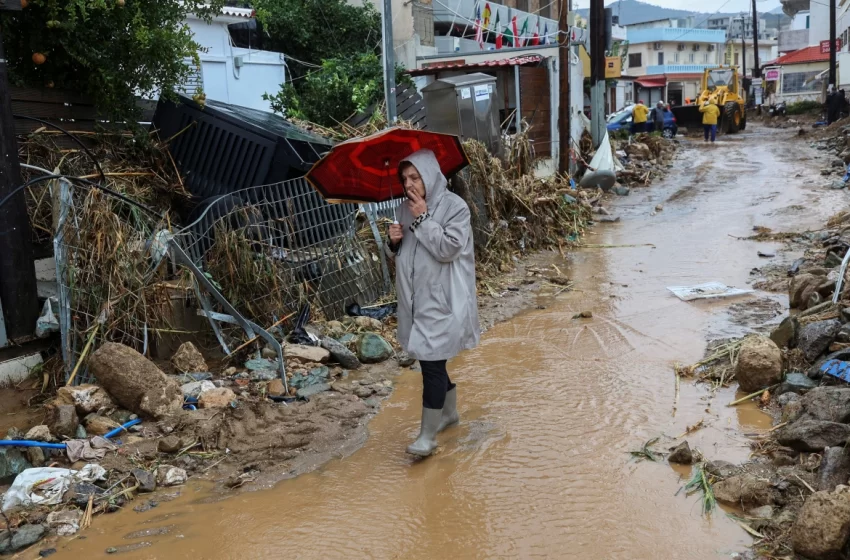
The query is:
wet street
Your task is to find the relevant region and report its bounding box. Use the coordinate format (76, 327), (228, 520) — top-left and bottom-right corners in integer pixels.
(50, 125), (848, 559)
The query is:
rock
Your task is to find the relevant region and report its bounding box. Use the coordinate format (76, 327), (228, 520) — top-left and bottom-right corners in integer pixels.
(284, 344), (330, 364)
(748, 505), (775, 519)
(267, 378), (286, 396)
(320, 337), (361, 370)
(838, 324), (850, 344)
(261, 346), (277, 360)
(250, 369), (277, 382)
(181, 380), (216, 399)
(779, 372), (819, 395)
(800, 387), (850, 423)
(10, 524), (45, 551)
(395, 351), (415, 368)
(735, 336), (783, 393)
(626, 142), (651, 160)
(157, 466), (187, 487)
(44, 403), (79, 439)
(0, 447), (31, 479)
(790, 273), (817, 308)
(158, 435), (182, 454)
(289, 366), (330, 390)
(613, 186), (631, 196)
(84, 414), (120, 436)
(88, 343), (183, 419)
(24, 425), (56, 443)
(63, 482), (105, 507)
(244, 358), (276, 372)
(26, 446), (45, 467)
(75, 425), (87, 439)
(355, 385), (375, 399)
(198, 387), (236, 409)
(776, 419), (850, 451)
(295, 382), (331, 399)
(782, 396), (805, 423)
(132, 469), (156, 493)
(325, 320), (345, 337)
(171, 342), (208, 373)
(354, 316), (383, 331)
(356, 333), (394, 364)
(667, 441), (693, 464)
(47, 510), (82, 536)
(792, 491), (850, 559)
(770, 316), (799, 349)
(55, 384), (115, 416)
(819, 446), (850, 492)
(655, 204), (663, 212)
(713, 474), (777, 506)
(798, 320), (842, 362)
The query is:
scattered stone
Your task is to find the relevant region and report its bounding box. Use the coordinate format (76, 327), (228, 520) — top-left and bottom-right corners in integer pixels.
(250, 369), (277, 382)
(84, 414), (120, 436)
(284, 344), (330, 364)
(780, 393), (805, 423)
(713, 474), (777, 506)
(655, 204), (663, 212)
(776, 419), (850, 451)
(748, 505), (775, 519)
(289, 366), (330, 390)
(792, 490), (850, 560)
(778, 372), (819, 395)
(55, 384), (115, 416)
(267, 378), (286, 396)
(819, 446), (850, 492)
(158, 435), (183, 454)
(395, 351), (415, 368)
(132, 469), (156, 493)
(198, 387), (236, 409)
(735, 335), (783, 393)
(363, 396), (381, 408)
(705, 461), (741, 479)
(355, 385), (375, 399)
(244, 358), (276, 371)
(356, 333), (394, 364)
(667, 441), (693, 464)
(64, 482), (105, 507)
(758, 250), (776, 258)
(171, 342), (208, 373)
(39, 548), (57, 557)
(10, 524), (45, 551)
(47, 510), (82, 536)
(26, 447), (45, 467)
(790, 273), (817, 308)
(797, 319), (842, 362)
(181, 380), (216, 399)
(613, 186), (630, 196)
(75, 425), (87, 439)
(45, 404), (79, 439)
(24, 425), (56, 443)
(88, 343), (183, 419)
(770, 316), (798, 349)
(837, 324), (850, 343)
(133, 500), (158, 513)
(157, 466), (187, 487)
(0, 447), (31, 479)
(354, 316), (383, 331)
(296, 383), (331, 399)
(320, 336), (361, 370)
(799, 387), (850, 423)
(261, 346), (277, 360)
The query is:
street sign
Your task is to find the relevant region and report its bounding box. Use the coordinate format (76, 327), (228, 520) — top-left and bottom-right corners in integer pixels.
(751, 78), (763, 87)
(764, 68), (780, 82)
(754, 86), (763, 105)
(604, 57), (621, 78)
(821, 39), (843, 54)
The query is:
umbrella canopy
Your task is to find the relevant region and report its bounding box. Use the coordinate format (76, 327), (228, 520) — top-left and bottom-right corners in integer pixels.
(305, 127), (468, 203)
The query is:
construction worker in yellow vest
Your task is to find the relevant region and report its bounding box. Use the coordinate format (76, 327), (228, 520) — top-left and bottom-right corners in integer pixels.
(699, 101), (720, 143)
(631, 100), (649, 134)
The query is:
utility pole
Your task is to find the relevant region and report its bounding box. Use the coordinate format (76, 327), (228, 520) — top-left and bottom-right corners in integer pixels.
(0, 3), (39, 342)
(751, 1), (760, 78)
(558, 0), (570, 175)
(830, 0), (837, 89)
(381, 0), (397, 123)
(589, 0), (605, 147)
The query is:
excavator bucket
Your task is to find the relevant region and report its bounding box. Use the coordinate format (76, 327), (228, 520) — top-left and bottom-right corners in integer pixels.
(671, 105), (703, 129)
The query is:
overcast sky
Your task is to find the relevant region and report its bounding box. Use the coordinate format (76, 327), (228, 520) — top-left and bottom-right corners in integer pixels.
(572, 0), (783, 14)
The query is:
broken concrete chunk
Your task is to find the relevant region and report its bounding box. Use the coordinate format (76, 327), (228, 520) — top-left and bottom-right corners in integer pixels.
(84, 414), (120, 437)
(198, 387), (236, 409)
(171, 342), (208, 373)
(157, 466), (187, 487)
(88, 343), (183, 419)
(47, 510), (82, 536)
(284, 344), (330, 364)
(55, 384), (116, 416)
(735, 335), (783, 393)
(180, 380), (216, 399)
(45, 403), (79, 439)
(24, 425), (56, 443)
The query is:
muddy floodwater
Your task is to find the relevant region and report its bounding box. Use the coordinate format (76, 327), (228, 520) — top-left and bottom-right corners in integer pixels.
(48, 127), (846, 559)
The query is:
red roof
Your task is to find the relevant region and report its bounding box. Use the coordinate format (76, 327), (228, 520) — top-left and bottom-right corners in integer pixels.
(409, 55), (543, 77)
(774, 46), (830, 66)
(635, 77), (666, 88)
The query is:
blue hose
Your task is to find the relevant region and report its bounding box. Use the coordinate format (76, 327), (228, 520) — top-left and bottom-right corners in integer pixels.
(103, 418), (142, 439)
(0, 441), (67, 449)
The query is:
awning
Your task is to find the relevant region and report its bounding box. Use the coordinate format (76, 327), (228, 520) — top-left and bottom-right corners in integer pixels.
(635, 77), (666, 88)
(409, 55), (544, 77)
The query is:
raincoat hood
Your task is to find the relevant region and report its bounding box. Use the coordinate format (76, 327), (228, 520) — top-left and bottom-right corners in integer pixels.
(400, 149), (447, 206)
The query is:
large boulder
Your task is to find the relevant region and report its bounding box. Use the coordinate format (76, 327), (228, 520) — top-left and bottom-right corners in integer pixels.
(320, 337), (361, 370)
(284, 344), (330, 364)
(55, 384), (115, 416)
(797, 320), (842, 363)
(776, 419), (850, 452)
(171, 342), (208, 373)
(87, 343), (183, 419)
(713, 473), (777, 507)
(790, 274), (817, 308)
(792, 490), (850, 560)
(735, 336), (783, 392)
(44, 403), (79, 439)
(356, 333), (394, 364)
(800, 387), (850, 423)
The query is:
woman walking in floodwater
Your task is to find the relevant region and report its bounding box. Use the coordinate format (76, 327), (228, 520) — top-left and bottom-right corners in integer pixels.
(385, 149), (481, 457)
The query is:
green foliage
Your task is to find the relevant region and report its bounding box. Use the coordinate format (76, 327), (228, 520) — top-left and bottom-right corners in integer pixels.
(785, 100), (823, 115)
(1, 0), (223, 122)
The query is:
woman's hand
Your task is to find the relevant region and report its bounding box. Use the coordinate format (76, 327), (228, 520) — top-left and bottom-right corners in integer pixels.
(389, 223), (403, 244)
(407, 190), (428, 218)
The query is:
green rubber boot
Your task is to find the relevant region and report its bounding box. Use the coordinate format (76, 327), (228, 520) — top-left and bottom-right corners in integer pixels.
(407, 407), (442, 457)
(438, 387), (459, 432)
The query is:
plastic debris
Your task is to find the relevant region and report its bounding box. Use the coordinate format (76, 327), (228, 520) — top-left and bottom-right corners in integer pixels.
(821, 359), (850, 382)
(35, 297), (59, 339)
(345, 302), (397, 320)
(667, 282), (754, 302)
(2, 464), (106, 512)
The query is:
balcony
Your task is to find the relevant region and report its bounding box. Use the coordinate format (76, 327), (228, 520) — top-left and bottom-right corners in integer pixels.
(432, 0), (557, 41)
(778, 28), (809, 52)
(646, 64), (720, 75)
(627, 28), (726, 44)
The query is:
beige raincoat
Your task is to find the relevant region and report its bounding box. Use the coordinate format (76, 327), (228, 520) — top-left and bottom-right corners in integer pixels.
(385, 150), (480, 361)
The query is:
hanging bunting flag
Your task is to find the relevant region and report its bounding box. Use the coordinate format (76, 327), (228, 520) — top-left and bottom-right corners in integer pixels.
(512, 16), (520, 48)
(541, 23), (548, 45)
(474, 4), (484, 49)
(483, 3), (492, 28)
(519, 16), (529, 48)
(531, 18), (540, 46)
(495, 12), (503, 49)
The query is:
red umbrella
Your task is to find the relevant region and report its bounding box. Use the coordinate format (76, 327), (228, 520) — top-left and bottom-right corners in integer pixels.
(305, 127), (469, 203)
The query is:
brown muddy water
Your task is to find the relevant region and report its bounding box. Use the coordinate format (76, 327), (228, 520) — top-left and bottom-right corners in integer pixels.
(46, 127), (846, 559)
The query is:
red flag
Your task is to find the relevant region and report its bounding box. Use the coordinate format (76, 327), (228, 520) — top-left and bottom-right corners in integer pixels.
(494, 12), (503, 49)
(512, 16), (520, 48)
(531, 19), (540, 46)
(474, 4), (484, 49)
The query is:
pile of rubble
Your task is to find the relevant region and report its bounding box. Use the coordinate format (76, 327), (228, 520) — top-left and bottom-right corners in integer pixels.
(612, 134), (679, 190)
(0, 316), (402, 555)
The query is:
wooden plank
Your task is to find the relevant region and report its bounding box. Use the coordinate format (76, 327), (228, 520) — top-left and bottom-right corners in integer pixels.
(9, 86), (91, 105)
(11, 100), (100, 120)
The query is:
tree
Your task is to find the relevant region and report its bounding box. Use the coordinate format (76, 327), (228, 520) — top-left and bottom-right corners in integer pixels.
(1, 0), (224, 122)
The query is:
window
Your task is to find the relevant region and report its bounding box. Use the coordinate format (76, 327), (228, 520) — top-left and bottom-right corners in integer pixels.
(806, 15), (810, 29)
(783, 70), (823, 93)
(628, 53), (642, 67)
(658, 52), (664, 65)
(674, 52), (680, 63)
(689, 52), (695, 63)
(703, 52), (709, 63)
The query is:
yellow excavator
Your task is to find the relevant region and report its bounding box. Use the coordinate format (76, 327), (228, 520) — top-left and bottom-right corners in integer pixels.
(672, 67), (747, 134)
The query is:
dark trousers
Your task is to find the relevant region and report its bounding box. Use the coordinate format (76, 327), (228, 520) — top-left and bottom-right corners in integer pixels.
(420, 360), (456, 409)
(703, 124), (717, 142)
(630, 122), (646, 135)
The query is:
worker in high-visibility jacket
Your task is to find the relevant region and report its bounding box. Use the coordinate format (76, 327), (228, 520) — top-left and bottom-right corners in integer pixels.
(631, 100), (649, 135)
(699, 101), (720, 143)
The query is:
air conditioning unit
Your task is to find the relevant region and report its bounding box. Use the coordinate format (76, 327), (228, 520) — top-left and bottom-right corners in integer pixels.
(653, 42), (663, 50)
(693, 44), (701, 51)
(707, 44), (716, 51)
(677, 43), (686, 51)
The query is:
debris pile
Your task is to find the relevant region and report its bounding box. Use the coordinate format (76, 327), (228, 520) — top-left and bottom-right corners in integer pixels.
(612, 134), (679, 189)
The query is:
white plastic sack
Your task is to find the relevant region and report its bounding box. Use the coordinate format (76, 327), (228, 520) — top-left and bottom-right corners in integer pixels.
(579, 132), (617, 190)
(35, 297), (59, 338)
(1, 463), (107, 512)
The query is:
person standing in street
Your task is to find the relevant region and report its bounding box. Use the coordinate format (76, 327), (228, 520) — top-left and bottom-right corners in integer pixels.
(651, 100), (665, 133)
(631, 100), (649, 135)
(386, 149), (481, 458)
(699, 100), (720, 143)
